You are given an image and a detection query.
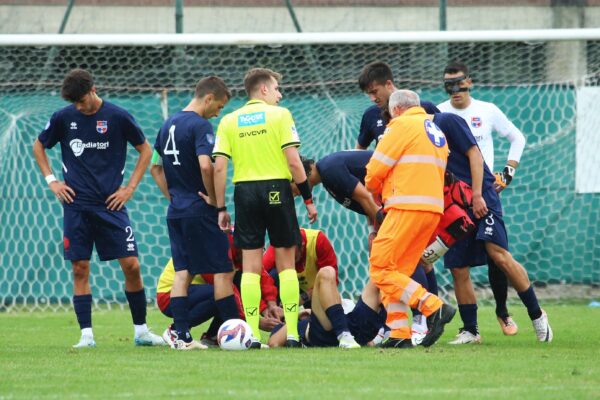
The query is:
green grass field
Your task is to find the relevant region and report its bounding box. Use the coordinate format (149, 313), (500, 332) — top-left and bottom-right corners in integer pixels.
(1, 305), (599, 400)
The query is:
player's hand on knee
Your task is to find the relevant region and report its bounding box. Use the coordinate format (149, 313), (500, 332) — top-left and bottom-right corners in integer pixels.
(106, 186), (134, 210)
(305, 203), (317, 224)
(49, 181), (76, 204)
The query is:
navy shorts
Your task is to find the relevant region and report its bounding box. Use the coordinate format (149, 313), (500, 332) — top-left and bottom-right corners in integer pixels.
(347, 298), (387, 345)
(63, 207), (138, 261)
(167, 215), (232, 275)
(444, 208), (509, 269)
(302, 313), (339, 347)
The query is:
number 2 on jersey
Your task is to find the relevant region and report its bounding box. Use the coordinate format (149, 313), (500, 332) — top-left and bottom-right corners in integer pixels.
(164, 125), (181, 165)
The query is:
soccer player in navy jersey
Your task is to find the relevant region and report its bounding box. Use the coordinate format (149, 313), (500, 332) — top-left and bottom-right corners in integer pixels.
(440, 61), (524, 338)
(151, 76), (238, 350)
(356, 61), (440, 150)
(32, 69), (164, 348)
(432, 111), (553, 343)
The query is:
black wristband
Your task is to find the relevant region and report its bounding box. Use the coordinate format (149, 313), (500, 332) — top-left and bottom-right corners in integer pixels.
(296, 179), (312, 201)
(216, 206), (227, 212)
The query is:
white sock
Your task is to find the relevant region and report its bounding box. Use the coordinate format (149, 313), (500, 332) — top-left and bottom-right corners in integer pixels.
(337, 331), (352, 341)
(81, 327), (93, 337)
(134, 323), (148, 337)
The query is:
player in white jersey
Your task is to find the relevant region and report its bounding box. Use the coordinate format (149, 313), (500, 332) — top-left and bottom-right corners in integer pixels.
(438, 61), (526, 340)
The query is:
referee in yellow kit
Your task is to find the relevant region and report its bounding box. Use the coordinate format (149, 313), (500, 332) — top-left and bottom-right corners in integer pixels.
(213, 68), (317, 348)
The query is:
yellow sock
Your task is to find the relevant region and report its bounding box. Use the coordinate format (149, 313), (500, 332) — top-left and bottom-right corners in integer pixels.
(240, 272), (261, 339)
(279, 269), (300, 340)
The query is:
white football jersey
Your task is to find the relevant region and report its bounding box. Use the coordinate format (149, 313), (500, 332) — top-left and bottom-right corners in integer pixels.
(438, 98), (525, 171)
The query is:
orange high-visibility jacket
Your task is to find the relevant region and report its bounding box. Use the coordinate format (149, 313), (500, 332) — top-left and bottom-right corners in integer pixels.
(365, 107), (448, 214)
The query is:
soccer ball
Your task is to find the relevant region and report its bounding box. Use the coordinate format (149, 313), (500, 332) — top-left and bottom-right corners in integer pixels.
(217, 319), (253, 351)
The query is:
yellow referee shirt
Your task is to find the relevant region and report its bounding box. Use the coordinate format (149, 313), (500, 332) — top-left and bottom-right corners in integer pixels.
(213, 99), (301, 183)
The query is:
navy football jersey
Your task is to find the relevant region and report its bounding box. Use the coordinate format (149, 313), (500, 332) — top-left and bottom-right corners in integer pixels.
(154, 111), (215, 218)
(316, 150), (373, 215)
(38, 101), (146, 209)
(357, 101), (440, 148)
(433, 112), (502, 214)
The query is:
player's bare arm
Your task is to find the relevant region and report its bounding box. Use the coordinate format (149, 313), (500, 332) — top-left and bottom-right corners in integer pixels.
(150, 164), (170, 201)
(465, 145), (488, 219)
(198, 155), (217, 206)
(33, 138), (76, 203)
(351, 181), (381, 222)
(106, 140), (151, 211)
(284, 146), (317, 224)
(213, 155), (230, 231)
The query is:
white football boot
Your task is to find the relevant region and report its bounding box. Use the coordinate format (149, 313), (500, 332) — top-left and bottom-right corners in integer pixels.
(448, 329), (482, 345)
(73, 334), (96, 349)
(411, 315), (428, 346)
(338, 332), (361, 349)
(173, 339), (207, 350)
(532, 309), (553, 342)
(135, 329), (166, 346)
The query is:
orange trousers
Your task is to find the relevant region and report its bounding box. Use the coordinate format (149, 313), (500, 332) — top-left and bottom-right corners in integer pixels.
(369, 209), (444, 339)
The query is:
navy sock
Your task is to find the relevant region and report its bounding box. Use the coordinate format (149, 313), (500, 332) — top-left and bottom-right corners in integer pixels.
(488, 261), (509, 318)
(325, 304), (349, 337)
(517, 285), (542, 320)
(411, 265), (429, 290)
(125, 289), (147, 325)
(215, 295), (239, 321)
(73, 294), (92, 330)
(426, 269), (439, 296)
(458, 304), (478, 334)
(206, 317), (222, 338)
(188, 299), (218, 328)
(170, 296), (191, 342)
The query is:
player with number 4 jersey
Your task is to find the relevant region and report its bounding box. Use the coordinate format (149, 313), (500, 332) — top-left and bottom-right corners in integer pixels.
(152, 76), (239, 351)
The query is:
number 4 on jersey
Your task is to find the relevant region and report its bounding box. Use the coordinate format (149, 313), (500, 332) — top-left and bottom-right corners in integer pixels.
(164, 125), (181, 165)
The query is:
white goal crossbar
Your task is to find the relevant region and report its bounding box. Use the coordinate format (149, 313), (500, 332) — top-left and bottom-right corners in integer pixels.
(1, 28), (600, 46)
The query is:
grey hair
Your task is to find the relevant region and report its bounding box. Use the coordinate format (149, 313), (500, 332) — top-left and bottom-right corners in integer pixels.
(388, 90), (420, 114)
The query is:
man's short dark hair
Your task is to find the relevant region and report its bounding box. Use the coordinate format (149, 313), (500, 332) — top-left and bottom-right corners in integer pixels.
(358, 61), (394, 91)
(61, 69), (94, 103)
(444, 61), (469, 77)
(243, 68), (282, 97)
(195, 76), (231, 100)
(299, 156), (315, 178)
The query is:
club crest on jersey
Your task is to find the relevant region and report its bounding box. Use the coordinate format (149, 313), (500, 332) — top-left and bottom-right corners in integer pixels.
(96, 120), (108, 134)
(471, 117), (482, 128)
(424, 119), (446, 147)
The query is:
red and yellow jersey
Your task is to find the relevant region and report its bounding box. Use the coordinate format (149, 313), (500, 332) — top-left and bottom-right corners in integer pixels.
(261, 228), (338, 301)
(366, 107), (448, 214)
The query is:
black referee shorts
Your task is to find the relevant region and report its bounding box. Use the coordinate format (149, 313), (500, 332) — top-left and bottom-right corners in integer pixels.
(233, 179), (300, 249)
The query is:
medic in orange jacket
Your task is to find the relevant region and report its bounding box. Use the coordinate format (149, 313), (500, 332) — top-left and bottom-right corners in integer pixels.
(365, 90), (453, 344)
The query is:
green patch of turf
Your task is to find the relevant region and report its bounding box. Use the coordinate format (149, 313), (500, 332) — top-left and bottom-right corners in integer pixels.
(1, 305), (599, 399)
